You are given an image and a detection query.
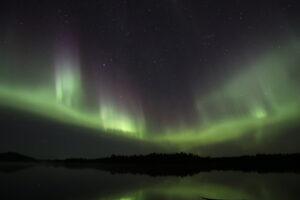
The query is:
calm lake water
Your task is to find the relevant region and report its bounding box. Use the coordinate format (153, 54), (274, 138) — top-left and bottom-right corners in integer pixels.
(1, 164), (299, 200)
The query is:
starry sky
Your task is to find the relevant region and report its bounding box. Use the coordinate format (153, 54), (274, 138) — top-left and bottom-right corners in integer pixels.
(0, 0), (300, 158)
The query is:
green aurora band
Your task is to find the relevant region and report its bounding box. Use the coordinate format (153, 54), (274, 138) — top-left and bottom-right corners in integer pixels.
(0, 37), (146, 139)
(0, 39), (300, 152)
(152, 40), (300, 152)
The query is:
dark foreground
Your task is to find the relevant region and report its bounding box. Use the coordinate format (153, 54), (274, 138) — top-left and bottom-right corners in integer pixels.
(1, 152), (300, 176)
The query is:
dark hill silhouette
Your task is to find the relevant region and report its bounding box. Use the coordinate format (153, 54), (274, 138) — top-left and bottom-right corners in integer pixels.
(0, 152), (36, 162)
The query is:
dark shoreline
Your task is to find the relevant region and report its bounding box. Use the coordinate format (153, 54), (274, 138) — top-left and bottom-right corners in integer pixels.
(1, 152), (300, 176)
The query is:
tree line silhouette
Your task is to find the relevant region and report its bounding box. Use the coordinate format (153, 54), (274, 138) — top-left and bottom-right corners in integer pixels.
(1, 152), (300, 176)
(55, 152), (300, 176)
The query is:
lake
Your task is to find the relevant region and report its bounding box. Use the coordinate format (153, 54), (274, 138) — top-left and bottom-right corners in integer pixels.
(0, 164), (299, 200)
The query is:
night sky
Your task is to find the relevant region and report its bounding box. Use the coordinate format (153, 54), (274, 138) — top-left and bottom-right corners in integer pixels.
(0, 0), (300, 158)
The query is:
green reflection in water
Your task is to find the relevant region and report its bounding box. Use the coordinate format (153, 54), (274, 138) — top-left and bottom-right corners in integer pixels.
(1, 165), (299, 200)
(100, 172), (300, 200)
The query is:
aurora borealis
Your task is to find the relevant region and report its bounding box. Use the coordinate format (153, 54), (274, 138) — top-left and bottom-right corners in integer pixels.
(0, 0), (300, 157)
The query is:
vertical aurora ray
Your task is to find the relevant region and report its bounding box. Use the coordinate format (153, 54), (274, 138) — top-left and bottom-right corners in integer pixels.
(55, 64), (81, 107)
(54, 36), (82, 107)
(98, 93), (146, 138)
(99, 103), (139, 134)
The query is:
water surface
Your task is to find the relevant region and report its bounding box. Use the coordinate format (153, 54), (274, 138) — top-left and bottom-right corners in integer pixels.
(0, 164), (299, 200)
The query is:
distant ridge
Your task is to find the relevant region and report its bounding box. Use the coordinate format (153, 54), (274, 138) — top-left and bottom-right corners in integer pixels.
(0, 152), (36, 162)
